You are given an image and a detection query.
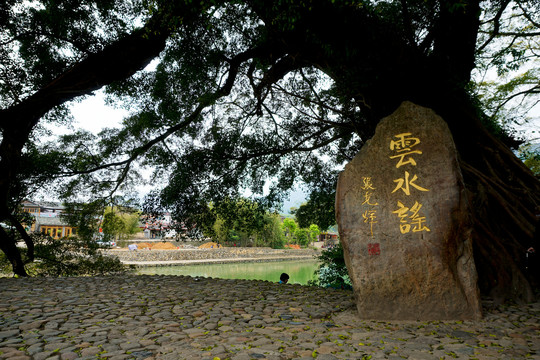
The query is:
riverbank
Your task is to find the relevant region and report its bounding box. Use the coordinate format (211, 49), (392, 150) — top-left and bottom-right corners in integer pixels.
(105, 247), (320, 267)
(0, 276), (539, 360)
(136, 260), (320, 285)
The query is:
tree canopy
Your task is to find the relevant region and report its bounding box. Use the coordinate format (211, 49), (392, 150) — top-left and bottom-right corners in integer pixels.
(1, 0), (539, 302)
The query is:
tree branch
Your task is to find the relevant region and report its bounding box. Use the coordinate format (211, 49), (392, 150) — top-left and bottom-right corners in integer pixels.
(493, 84), (540, 116)
(517, 2), (540, 29)
(227, 126), (347, 162)
(400, 0), (415, 45)
(56, 45), (274, 188)
(476, 0), (511, 53)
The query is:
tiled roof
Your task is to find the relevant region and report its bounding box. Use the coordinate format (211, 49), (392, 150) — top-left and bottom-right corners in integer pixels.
(34, 216), (67, 227)
(22, 200), (40, 207)
(22, 200), (64, 211)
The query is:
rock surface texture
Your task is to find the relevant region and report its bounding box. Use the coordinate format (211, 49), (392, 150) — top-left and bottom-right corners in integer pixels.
(336, 101), (482, 320)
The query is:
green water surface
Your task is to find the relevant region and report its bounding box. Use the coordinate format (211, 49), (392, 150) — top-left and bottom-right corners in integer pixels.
(137, 260), (320, 285)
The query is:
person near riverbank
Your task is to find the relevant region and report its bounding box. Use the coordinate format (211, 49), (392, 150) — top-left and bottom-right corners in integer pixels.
(279, 273), (289, 284)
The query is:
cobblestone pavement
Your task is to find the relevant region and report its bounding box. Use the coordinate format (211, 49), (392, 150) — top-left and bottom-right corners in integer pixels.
(0, 275), (539, 360)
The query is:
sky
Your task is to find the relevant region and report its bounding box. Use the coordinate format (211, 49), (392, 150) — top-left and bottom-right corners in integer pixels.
(69, 92), (128, 134)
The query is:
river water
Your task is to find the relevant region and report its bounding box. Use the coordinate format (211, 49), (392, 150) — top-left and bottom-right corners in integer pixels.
(137, 260), (320, 285)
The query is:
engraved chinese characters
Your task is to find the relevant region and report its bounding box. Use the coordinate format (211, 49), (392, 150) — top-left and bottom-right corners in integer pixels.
(336, 102), (482, 320)
(361, 177), (378, 236)
(389, 133), (431, 234)
(361, 176), (380, 257)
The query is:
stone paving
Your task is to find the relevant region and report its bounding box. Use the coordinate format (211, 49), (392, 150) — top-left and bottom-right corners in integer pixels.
(0, 275), (539, 360)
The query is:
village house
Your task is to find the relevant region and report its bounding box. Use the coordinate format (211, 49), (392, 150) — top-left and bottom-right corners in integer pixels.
(21, 200), (76, 239)
(142, 213), (177, 239)
(319, 225), (339, 247)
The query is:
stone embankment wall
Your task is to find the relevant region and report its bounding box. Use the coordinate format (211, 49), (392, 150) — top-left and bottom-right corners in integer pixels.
(105, 247), (319, 264)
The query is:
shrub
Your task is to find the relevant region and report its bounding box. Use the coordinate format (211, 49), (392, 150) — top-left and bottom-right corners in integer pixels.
(309, 243), (352, 289)
(0, 233), (128, 277)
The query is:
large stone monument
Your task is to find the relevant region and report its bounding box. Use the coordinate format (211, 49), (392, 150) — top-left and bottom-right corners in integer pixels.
(336, 101), (482, 320)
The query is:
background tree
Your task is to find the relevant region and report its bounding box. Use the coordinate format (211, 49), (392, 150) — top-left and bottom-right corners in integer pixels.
(294, 227), (309, 247)
(0, 1), (538, 303)
(254, 213), (285, 249)
(120, 211), (142, 239)
(61, 200), (105, 241)
(211, 197), (259, 245)
(518, 144), (540, 177)
(182, 196), (274, 246)
(308, 224), (321, 244)
(294, 190), (337, 231)
(101, 210), (124, 242)
(101, 206), (141, 241)
(212, 217), (229, 244)
(282, 218), (298, 244)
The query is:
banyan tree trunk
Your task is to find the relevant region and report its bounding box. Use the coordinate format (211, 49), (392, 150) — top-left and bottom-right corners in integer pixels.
(437, 96), (540, 304)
